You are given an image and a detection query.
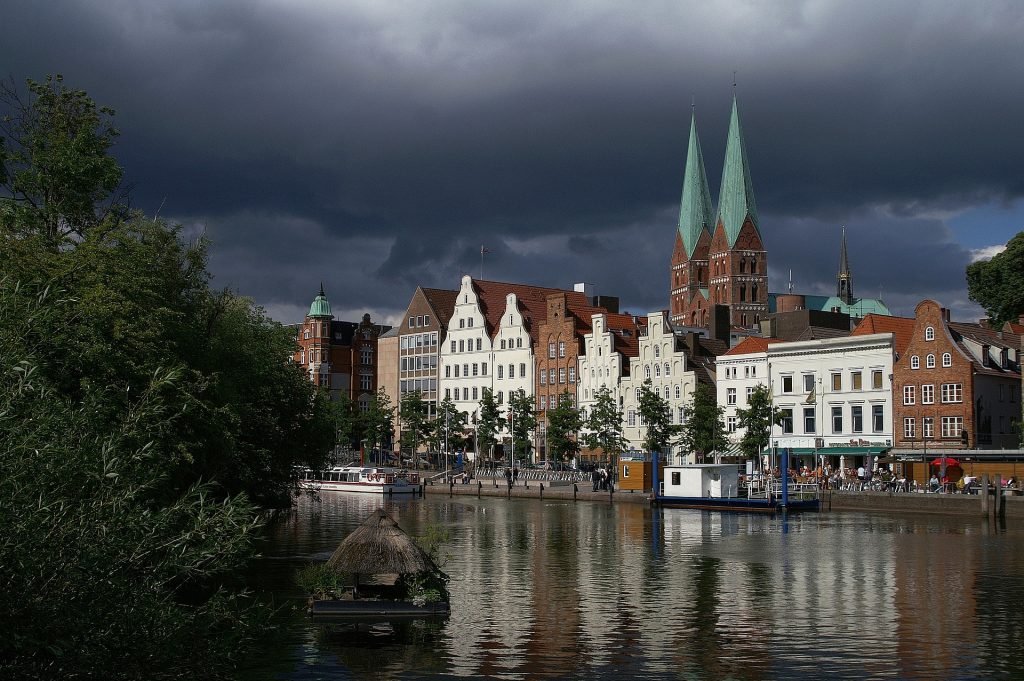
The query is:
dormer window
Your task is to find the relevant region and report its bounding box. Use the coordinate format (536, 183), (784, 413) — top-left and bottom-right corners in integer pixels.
(925, 326), (935, 341)
(911, 355), (920, 369)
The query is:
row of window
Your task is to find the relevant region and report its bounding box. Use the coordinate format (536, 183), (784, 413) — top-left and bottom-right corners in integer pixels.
(902, 383), (963, 405)
(772, 405), (886, 435)
(644, 363), (672, 379)
(445, 363), (488, 378)
(539, 393), (577, 410)
(910, 353), (951, 369)
(499, 337), (524, 349)
(401, 355), (437, 372)
(400, 332), (437, 350)
(407, 314), (432, 329)
(400, 378), (437, 393)
(498, 363), (528, 379)
(451, 338), (484, 353)
(539, 367), (575, 385)
(903, 416), (963, 439)
(722, 365), (757, 380)
(458, 316), (476, 328)
(626, 406), (687, 427)
(447, 386), (480, 401)
(548, 342), (567, 358)
(779, 369), (885, 394)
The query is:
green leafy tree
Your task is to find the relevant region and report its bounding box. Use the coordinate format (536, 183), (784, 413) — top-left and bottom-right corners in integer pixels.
(399, 389), (431, 462)
(476, 388), (502, 461)
(966, 231), (1024, 328)
(585, 386), (629, 465)
(507, 388), (538, 463)
(638, 378), (680, 456)
(362, 388), (395, 461)
(736, 384), (783, 459)
(0, 74), (125, 249)
(679, 383), (729, 463)
(431, 395), (469, 458)
(331, 390), (364, 454)
(547, 390), (583, 462)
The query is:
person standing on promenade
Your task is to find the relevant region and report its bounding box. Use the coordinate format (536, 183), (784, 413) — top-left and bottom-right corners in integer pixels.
(505, 467), (513, 490)
(591, 467), (600, 492)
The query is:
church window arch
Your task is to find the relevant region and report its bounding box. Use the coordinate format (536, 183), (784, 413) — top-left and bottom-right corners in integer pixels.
(752, 283), (759, 300)
(740, 284), (747, 302)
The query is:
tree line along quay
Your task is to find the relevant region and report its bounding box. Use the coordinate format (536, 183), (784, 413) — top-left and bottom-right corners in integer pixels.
(3, 73), (1023, 679)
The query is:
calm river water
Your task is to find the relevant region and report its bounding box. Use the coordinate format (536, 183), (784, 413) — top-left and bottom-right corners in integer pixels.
(242, 493), (1024, 680)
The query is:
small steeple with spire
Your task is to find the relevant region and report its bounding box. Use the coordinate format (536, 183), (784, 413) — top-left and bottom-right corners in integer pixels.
(837, 226), (854, 305)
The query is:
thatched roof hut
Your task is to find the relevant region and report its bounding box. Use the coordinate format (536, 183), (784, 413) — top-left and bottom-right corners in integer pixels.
(327, 509), (438, 577)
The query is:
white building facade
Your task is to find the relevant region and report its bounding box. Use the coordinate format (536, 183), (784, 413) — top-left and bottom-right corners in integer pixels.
(578, 312), (628, 419)
(621, 312), (700, 464)
(719, 333), (895, 468)
(438, 275), (535, 419)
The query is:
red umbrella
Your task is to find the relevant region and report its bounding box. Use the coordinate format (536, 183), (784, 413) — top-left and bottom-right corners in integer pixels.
(931, 457), (961, 467)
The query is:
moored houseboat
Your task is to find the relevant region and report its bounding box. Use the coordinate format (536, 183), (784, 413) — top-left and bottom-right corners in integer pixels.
(299, 466), (421, 495)
(655, 460), (820, 513)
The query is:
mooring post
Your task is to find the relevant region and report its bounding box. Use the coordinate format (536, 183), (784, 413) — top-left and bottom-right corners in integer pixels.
(477, 481), (482, 498)
(449, 480), (454, 498)
(981, 473), (990, 516)
(995, 474), (1003, 519)
(573, 483), (578, 502)
(540, 482), (544, 499)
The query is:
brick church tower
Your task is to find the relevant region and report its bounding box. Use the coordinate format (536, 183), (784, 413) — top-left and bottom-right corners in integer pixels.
(706, 95), (768, 328)
(669, 111), (713, 326)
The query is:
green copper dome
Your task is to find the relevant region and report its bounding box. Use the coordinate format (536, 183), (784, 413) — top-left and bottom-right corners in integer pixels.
(308, 283), (333, 318)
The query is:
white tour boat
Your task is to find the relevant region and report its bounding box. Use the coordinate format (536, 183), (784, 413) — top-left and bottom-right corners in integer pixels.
(299, 466), (422, 495)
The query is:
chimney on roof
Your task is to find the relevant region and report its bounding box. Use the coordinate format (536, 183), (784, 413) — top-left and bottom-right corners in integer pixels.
(686, 331), (700, 354)
(942, 308), (951, 322)
(709, 304), (730, 342)
(593, 295), (619, 313)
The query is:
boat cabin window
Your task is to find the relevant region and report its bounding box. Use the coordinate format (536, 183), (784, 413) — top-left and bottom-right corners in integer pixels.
(671, 472), (680, 485)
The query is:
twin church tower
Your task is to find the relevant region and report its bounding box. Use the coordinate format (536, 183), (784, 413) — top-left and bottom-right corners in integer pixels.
(669, 95), (768, 329)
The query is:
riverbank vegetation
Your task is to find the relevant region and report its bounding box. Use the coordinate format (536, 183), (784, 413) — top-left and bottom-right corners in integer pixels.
(0, 75), (334, 679)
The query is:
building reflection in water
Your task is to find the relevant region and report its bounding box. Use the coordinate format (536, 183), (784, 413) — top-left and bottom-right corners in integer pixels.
(246, 493), (1024, 680)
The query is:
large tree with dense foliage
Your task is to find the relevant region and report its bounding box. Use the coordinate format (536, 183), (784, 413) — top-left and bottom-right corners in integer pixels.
(0, 74), (125, 249)
(430, 395), (469, 456)
(547, 390), (583, 462)
(476, 388), (502, 460)
(679, 383), (729, 463)
(0, 75), (334, 679)
(966, 231), (1024, 328)
(736, 384), (783, 460)
(362, 388), (395, 458)
(399, 389), (431, 460)
(507, 388), (538, 462)
(637, 379), (680, 457)
(584, 387), (629, 463)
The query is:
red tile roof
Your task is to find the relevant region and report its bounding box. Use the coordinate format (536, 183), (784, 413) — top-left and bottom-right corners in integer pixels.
(421, 288), (458, 324)
(851, 313), (916, 355)
(1005, 322), (1024, 335)
(472, 279), (591, 344)
(723, 336), (783, 356)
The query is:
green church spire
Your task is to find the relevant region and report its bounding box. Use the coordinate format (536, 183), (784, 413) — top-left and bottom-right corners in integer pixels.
(715, 94), (759, 247)
(676, 111), (714, 258)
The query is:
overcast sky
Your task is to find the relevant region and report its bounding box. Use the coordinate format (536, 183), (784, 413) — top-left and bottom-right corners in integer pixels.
(4, 0), (1023, 325)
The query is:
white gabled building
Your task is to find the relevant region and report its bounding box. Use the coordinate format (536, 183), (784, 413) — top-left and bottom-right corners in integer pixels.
(719, 333), (896, 471)
(620, 311), (702, 464)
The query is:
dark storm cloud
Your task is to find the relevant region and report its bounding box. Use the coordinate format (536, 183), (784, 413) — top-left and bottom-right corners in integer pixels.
(3, 0), (1022, 322)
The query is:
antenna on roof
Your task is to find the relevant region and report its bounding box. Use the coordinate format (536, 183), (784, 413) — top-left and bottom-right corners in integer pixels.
(480, 245), (489, 281)
(788, 269), (793, 294)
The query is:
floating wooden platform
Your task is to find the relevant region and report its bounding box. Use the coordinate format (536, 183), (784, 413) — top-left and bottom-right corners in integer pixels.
(310, 599), (450, 621)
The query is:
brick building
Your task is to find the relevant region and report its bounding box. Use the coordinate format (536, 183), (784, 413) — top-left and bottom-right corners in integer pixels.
(292, 285), (391, 411)
(670, 97), (767, 329)
(891, 300), (1021, 453)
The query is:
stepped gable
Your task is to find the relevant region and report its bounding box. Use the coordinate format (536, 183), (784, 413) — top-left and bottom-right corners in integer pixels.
(851, 314), (915, 355)
(471, 279), (590, 343)
(421, 287), (459, 326)
(606, 313), (643, 360)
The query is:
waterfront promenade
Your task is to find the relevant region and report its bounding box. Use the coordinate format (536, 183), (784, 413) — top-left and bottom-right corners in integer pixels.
(423, 475), (1024, 519)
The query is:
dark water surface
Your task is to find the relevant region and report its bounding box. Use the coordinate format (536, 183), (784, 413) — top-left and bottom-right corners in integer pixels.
(242, 493), (1024, 680)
